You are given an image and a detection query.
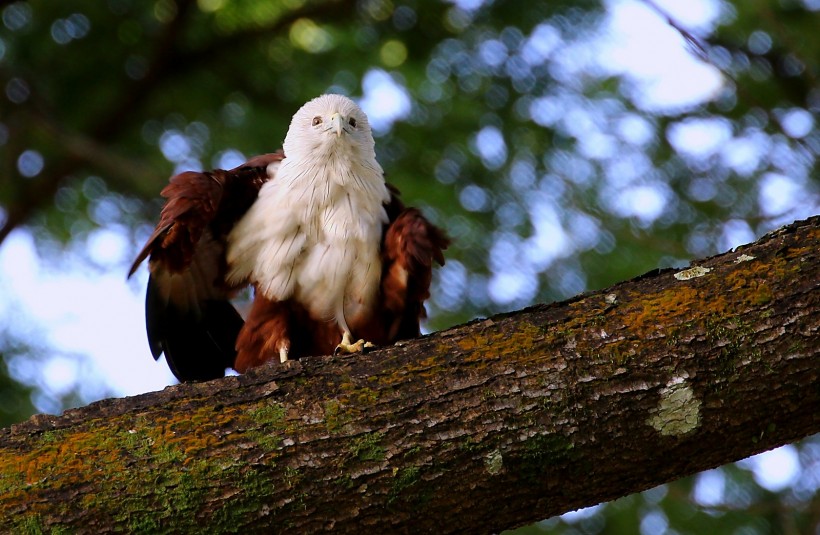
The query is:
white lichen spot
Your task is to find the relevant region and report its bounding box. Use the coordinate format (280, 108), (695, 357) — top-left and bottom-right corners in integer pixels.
(485, 449), (504, 475)
(674, 266), (712, 281)
(647, 374), (701, 436)
(734, 254), (756, 264)
(605, 293), (618, 305)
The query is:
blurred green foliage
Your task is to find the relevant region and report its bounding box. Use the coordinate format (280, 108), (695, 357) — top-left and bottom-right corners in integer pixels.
(0, 0), (818, 531)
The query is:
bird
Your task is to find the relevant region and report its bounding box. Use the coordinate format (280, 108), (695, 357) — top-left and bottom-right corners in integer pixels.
(129, 94), (449, 382)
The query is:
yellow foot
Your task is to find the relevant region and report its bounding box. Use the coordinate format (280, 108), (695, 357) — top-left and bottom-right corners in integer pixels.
(334, 331), (375, 355)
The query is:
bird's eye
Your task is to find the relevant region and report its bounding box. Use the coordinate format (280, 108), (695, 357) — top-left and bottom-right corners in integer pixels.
(348, 117), (357, 128)
(312, 116), (322, 126)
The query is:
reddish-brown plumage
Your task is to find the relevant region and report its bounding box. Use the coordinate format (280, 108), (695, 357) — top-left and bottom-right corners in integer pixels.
(380, 207), (450, 340)
(132, 150), (447, 382)
(129, 153), (283, 279)
(234, 296), (341, 373)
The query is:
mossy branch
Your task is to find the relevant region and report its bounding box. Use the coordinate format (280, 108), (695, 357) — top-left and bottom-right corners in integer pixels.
(1, 216), (818, 534)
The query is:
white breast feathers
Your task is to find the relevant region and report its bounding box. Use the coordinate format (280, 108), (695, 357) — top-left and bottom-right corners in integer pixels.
(226, 150), (389, 327)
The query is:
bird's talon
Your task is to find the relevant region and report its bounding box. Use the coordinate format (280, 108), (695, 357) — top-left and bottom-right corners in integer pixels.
(335, 332), (373, 354)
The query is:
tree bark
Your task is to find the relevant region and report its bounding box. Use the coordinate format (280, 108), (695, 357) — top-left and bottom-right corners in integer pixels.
(0, 217), (818, 534)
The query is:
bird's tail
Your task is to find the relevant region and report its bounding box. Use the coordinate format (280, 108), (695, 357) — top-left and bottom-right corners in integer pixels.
(146, 275), (244, 382)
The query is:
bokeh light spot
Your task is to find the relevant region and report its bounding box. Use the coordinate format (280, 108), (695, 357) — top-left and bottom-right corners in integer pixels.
(380, 39), (408, 67)
(17, 149), (44, 178)
(290, 18), (334, 53)
(197, 0), (226, 12)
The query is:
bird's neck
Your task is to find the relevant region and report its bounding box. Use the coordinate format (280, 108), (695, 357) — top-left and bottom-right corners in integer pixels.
(278, 151), (387, 206)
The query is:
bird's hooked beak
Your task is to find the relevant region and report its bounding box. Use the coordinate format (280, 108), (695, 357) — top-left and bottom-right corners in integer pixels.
(329, 112), (345, 137)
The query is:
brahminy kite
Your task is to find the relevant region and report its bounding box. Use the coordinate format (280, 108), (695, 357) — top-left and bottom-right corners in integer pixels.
(129, 94), (449, 382)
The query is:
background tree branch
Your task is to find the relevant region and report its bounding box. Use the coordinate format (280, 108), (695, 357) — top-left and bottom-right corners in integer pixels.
(0, 0), (361, 245)
(1, 215), (817, 533)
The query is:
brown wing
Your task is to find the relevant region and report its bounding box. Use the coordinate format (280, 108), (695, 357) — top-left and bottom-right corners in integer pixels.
(130, 152), (283, 381)
(130, 152), (283, 277)
(380, 186), (450, 342)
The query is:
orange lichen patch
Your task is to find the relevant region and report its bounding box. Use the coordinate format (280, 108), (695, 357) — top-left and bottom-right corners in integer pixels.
(23, 448), (79, 485)
(723, 257), (790, 307)
(456, 330), (501, 355)
(0, 397), (273, 517)
(777, 227), (818, 259)
(404, 354), (446, 373)
(140, 400), (255, 455)
(0, 400), (288, 523)
(456, 321), (545, 365)
(162, 419), (221, 456)
(512, 322), (548, 353)
(726, 273), (773, 306)
(0, 427), (131, 512)
(365, 351), (454, 395)
(620, 286), (704, 338)
(548, 297), (619, 346)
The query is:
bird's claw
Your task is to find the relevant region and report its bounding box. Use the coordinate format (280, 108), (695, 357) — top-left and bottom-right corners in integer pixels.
(334, 332), (375, 355)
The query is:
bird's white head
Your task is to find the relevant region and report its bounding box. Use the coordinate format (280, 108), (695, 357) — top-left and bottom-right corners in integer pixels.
(282, 94), (376, 164)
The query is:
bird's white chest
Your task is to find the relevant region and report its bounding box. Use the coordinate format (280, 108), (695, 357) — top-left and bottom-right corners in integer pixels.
(227, 162), (389, 325)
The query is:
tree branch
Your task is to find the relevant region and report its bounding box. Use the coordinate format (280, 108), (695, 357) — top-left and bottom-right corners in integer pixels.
(1, 216), (818, 533)
(643, 0), (816, 134)
(0, 0), (197, 244)
(0, 0), (359, 246)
